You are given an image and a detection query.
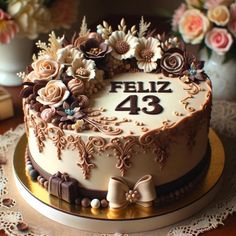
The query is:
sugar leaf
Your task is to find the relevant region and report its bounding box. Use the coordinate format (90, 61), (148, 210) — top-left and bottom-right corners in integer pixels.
(79, 16), (90, 37)
(138, 16), (151, 38)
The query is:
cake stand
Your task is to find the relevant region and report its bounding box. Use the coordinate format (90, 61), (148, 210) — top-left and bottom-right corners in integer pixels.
(13, 129), (225, 234)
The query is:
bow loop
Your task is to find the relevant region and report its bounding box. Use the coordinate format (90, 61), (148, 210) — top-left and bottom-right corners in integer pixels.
(106, 175), (156, 209)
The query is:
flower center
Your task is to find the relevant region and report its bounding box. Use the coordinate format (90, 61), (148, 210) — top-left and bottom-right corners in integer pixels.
(140, 49), (154, 62)
(65, 109), (75, 116)
(115, 40), (130, 54)
(76, 67), (90, 77)
(189, 68), (197, 76)
(88, 47), (102, 55)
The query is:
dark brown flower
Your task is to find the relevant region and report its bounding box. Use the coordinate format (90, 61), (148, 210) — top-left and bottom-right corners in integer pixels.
(56, 101), (85, 122)
(183, 59), (208, 83)
(80, 38), (111, 62)
(160, 48), (185, 76)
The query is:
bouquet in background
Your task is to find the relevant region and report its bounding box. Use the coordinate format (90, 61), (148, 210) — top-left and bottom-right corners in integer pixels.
(0, 0), (78, 44)
(172, 0), (236, 57)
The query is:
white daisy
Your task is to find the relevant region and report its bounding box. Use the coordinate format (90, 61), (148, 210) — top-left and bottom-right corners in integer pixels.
(107, 31), (138, 60)
(135, 37), (162, 73)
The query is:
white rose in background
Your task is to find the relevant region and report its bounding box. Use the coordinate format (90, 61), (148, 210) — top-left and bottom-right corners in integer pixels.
(179, 9), (210, 44)
(7, 0), (51, 39)
(207, 5), (230, 26)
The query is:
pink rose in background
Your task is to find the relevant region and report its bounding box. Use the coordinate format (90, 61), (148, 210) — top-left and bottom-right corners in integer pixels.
(172, 3), (187, 31)
(228, 3), (236, 37)
(204, 0), (232, 9)
(178, 9), (210, 44)
(0, 9), (19, 44)
(205, 27), (233, 54)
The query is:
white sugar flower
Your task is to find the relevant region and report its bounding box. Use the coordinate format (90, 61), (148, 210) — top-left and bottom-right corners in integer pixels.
(107, 31), (138, 60)
(66, 58), (96, 80)
(57, 45), (83, 65)
(8, 0), (51, 39)
(135, 37), (162, 73)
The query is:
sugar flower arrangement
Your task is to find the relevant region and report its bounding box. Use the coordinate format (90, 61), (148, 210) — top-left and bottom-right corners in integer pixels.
(172, 0), (236, 56)
(0, 0), (78, 44)
(19, 17), (208, 133)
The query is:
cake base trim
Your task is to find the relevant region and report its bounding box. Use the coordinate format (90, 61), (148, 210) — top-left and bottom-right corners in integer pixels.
(25, 142), (211, 202)
(13, 129), (224, 232)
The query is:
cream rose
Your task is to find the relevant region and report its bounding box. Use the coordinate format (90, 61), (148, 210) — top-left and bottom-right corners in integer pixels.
(36, 80), (70, 107)
(179, 9), (210, 44)
(207, 5), (230, 26)
(27, 58), (61, 82)
(205, 27), (233, 54)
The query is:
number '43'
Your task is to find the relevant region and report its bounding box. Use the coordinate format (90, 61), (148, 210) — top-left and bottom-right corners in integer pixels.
(115, 95), (163, 115)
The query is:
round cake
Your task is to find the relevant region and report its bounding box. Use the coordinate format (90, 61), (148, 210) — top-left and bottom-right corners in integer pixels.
(20, 18), (212, 209)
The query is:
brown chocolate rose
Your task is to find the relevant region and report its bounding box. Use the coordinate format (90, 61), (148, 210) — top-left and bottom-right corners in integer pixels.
(36, 80), (70, 107)
(160, 48), (185, 76)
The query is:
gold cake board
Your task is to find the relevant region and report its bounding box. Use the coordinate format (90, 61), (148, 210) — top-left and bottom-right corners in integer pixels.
(13, 129), (225, 234)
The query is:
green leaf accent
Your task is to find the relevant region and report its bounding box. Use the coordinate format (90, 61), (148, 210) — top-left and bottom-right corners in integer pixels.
(206, 47), (212, 59)
(222, 44), (236, 64)
(0, 0), (8, 11)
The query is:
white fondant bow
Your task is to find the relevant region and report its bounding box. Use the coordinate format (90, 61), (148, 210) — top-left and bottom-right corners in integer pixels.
(106, 175), (156, 209)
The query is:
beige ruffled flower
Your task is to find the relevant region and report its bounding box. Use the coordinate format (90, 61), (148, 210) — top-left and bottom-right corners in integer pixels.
(107, 31), (138, 60)
(8, 0), (51, 39)
(207, 5), (230, 26)
(66, 58), (96, 80)
(27, 57), (61, 82)
(134, 37), (162, 73)
(36, 80), (70, 108)
(56, 45), (83, 65)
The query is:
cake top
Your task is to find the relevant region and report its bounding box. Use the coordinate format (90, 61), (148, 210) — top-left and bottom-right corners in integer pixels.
(20, 17), (211, 137)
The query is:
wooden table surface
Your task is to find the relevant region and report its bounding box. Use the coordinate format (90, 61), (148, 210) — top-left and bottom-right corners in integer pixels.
(0, 86), (235, 236)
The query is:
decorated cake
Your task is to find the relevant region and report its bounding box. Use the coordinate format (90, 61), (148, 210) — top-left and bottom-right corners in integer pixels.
(20, 17), (212, 210)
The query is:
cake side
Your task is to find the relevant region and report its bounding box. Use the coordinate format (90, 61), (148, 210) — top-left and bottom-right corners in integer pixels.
(24, 72), (211, 191)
